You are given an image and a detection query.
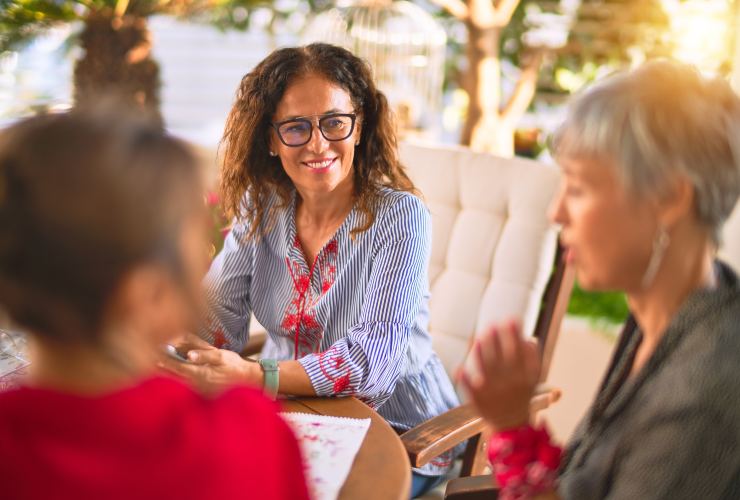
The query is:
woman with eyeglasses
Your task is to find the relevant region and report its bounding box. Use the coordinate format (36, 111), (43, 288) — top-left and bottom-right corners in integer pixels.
(160, 43), (460, 497)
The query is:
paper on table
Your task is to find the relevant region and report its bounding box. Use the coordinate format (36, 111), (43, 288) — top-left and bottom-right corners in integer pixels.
(0, 330), (29, 391)
(280, 412), (370, 500)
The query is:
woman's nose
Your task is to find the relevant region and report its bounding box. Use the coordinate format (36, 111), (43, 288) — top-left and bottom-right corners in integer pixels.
(306, 122), (329, 153)
(548, 184), (567, 225)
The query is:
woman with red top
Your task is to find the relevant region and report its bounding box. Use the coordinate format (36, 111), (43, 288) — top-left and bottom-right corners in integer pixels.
(0, 106), (309, 500)
(463, 61), (740, 499)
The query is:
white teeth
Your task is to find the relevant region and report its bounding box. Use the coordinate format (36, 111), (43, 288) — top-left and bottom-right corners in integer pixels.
(305, 159), (334, 169)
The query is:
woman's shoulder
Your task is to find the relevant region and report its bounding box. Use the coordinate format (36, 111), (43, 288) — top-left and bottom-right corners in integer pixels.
(372, 187), (428, 221)
(664, 280), (740, 415)
(231, 189), (292, 239)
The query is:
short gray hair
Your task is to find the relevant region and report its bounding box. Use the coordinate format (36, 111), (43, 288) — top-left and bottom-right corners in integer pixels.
(551, 60), (740, 244)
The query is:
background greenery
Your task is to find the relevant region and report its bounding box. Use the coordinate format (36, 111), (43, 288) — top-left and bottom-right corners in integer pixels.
(568, 282), (629, 325)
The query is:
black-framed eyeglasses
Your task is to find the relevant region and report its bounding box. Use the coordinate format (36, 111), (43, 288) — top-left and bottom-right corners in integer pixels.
(270, 112), (357, 147)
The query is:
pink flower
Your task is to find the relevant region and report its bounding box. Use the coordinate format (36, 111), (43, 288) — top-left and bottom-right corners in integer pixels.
(205, 191), (220, 207)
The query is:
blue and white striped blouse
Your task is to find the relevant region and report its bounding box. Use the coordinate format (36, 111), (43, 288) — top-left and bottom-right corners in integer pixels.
(202, 187), (460, 475)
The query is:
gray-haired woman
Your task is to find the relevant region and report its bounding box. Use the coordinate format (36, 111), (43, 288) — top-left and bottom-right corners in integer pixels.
(462, 60), (740, 499)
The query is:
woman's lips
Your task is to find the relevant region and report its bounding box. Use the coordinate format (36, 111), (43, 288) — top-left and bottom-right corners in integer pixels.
(302, 157), (336, 172)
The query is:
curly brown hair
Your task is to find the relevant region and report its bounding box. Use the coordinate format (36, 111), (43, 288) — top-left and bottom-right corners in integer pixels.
(220, 42), (416, 238)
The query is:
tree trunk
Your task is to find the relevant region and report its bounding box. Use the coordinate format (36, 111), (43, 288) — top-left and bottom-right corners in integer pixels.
(74, 11), (162, 126)
(460, 20), (515, 156)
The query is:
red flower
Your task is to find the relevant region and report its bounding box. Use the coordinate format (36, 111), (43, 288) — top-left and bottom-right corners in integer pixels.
(205, 191), (220, 207)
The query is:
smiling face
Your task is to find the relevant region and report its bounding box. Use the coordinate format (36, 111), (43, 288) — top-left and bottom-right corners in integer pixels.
(549, 154), (659, 293)
(270, 73), (361, 199)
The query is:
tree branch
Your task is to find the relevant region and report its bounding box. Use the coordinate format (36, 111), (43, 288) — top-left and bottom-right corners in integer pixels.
(502, 50), (543, 122)
(493, 0), (521, 25)
(474, 0), (520, 28)
(429, 0), (469, 21)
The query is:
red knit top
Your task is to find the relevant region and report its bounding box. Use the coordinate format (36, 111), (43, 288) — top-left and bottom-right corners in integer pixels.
(0, 376), (310, 500)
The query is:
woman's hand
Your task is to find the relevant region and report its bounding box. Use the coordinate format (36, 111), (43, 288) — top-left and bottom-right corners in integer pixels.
(159, 334), (263, 394)
(460, 319), (541, 431)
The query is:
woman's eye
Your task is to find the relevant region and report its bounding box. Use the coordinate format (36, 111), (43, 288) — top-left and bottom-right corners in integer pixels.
(284, 123), (309, 134)
(324, 118), (345, 129)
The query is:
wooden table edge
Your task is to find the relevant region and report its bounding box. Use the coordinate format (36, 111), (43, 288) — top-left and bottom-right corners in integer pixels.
(282, 396), (411, 500)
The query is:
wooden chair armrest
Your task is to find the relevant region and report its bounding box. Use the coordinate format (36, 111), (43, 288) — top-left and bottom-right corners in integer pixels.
(531, 385), (562, 413)
(240, 329), (267, 357)
(444, 474), (497, 500)
(401, 403), (485, 468)
(400, 385), (561, 468)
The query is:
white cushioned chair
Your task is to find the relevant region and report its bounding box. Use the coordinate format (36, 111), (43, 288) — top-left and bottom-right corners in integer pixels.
(396, 141), (575, 498)
(720, 204), (740, 273)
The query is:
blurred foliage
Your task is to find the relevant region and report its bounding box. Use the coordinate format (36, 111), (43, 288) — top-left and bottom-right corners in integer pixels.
(0, 0), (337, 121)
(544, 0), (672, 95)
(419, 0), (540, 93)
(568, 281), (629, 326)
(0, 0), (340, 53)
(0, 0), (80, 51)
(422, 0), (677, 96)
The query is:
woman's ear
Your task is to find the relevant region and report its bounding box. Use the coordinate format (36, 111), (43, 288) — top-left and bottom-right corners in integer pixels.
(267, 129), (280, 157)
(657, 176), (695, 229)
(107, 265), (182, 342)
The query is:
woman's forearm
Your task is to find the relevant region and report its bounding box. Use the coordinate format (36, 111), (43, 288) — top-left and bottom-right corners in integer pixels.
(276, 360), (317, 396)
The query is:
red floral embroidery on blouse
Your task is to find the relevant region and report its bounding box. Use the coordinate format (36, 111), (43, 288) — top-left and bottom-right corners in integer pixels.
(318, 345), (353, 395)
(324, 239), (338, 254)
(212, 329), (226, 349)
(429, 455), (453, 468)
(333, 373), (351, 394)
(281, 238), (338, 359)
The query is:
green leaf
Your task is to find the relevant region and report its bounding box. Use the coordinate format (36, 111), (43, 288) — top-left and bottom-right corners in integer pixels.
(567, 281), (629, 325)
(0, 0), (82, 51)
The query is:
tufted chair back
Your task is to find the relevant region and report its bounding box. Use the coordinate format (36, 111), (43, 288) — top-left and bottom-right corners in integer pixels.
(399, 141), (564, 388)
(720, 203), (740, 274)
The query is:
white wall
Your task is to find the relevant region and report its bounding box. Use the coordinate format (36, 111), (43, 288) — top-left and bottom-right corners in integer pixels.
(150, 16), (297, 147)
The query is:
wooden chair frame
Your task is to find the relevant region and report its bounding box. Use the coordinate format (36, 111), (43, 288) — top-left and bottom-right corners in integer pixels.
(239, 242), (574, 498)
(399, 242), (575, 493)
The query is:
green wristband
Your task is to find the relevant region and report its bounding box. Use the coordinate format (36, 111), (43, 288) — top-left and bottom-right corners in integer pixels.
(258, 358), (279, 400)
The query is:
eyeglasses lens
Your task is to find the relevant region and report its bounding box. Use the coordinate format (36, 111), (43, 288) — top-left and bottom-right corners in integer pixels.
(277, 115), (354, 146)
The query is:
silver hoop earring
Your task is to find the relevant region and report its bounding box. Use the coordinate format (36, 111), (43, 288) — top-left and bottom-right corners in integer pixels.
(269, 151), (277, 157)
(641, 225), (670, 289)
